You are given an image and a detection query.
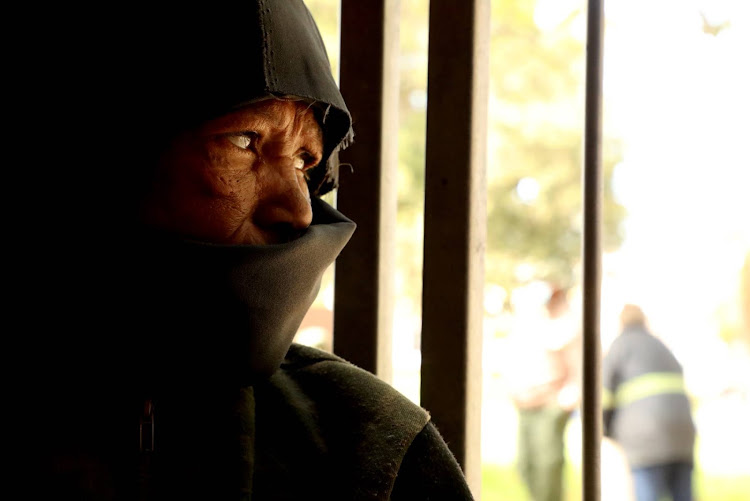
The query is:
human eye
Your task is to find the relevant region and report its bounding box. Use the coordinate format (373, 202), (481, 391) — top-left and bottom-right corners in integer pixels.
(293, 151), (320, 179)
(226, 131), (259, 150)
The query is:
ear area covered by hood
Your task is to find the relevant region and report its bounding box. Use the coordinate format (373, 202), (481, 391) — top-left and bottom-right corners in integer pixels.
(254, 0), (355, 195)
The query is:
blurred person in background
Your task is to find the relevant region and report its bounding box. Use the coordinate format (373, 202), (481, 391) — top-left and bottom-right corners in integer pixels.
(603, 304), (697, 501)
(505, 287), (582, 501)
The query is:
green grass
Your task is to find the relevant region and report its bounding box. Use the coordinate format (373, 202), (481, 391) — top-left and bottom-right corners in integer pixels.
(694, 471), (750, 501)
(481, 463), (750, 501)
(481, 463), (532, 500)
(480, 463), (581, 500)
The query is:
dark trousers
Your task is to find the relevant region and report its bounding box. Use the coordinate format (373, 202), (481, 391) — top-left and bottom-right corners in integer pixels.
(516, 405), (571, 501)
(631, 461), (693, 501)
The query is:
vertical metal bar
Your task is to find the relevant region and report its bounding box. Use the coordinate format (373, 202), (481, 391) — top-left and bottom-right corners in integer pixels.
(335, 0), (399, 382)
(421, 0), (489, 495)
(582, 0), (604, 499)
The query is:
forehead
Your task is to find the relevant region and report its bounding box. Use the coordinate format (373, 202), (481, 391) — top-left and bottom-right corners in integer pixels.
(203, 99), (322, 137)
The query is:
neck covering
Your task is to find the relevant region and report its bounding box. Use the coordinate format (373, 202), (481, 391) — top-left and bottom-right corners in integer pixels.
(122, 197), (355, 388)
(36, 198), (353, 392)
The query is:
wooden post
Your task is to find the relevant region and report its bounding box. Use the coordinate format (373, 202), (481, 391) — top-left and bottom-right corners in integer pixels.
(335, 0), (400, 382)
(421, 0), (490, 496)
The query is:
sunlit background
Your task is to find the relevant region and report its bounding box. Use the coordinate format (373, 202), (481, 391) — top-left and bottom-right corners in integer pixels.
(300, 0), (750, 499)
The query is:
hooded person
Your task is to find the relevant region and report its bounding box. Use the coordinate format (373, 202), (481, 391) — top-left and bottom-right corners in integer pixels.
(20, 2), (475, 499)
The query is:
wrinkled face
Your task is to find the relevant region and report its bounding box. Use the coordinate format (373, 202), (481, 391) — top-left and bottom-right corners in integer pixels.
(140, 99), (323, 245)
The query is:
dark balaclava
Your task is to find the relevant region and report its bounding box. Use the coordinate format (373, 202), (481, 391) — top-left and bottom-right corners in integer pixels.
(39, 1), (357, 389)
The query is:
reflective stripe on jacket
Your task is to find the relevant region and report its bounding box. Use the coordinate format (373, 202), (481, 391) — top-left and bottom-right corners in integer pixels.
(601, 325), (696, 467)
(602, 371), (686, 410)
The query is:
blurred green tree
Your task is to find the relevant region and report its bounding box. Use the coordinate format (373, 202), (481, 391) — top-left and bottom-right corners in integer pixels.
(484, 0), (626, 294)
(306, 0), (627, 307)
(395, 0), (626, 305)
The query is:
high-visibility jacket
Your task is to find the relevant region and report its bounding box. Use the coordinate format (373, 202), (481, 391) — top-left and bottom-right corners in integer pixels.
(602, 325), (696, 467)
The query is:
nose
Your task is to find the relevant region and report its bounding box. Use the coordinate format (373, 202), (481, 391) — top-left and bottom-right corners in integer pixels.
(252, 159), (313, 243)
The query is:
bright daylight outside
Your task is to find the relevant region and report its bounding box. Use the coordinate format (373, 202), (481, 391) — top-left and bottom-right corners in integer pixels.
(299, 0), (750, 499)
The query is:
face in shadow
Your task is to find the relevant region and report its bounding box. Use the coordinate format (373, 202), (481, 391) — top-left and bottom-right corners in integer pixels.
(140, 99), (323, 245)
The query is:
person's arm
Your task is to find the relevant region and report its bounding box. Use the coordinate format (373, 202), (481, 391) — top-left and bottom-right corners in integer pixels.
(390, 422), (475, 500)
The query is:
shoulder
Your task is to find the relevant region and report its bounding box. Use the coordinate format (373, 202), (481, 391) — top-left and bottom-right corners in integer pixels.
(391, 421), (476, 500)
(281, 342), (399, 388)
(282, 341), (350, 366)
(279, 343), (429, 425)
(270, 343), (437, 498)
(281, 342), (405, 396)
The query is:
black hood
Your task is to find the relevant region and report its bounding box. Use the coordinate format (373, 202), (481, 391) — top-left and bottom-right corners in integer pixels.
(25, 2), (355, 242)
(112, 1), (353, 198)
(22, 3), (353, 245)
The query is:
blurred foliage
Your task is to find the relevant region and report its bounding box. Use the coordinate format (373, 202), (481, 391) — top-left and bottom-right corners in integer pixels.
(716, 250), (750, 345)
(304, 0), (341, 81)
(305, 0), (627, 306)
(485, 0), (626, 293)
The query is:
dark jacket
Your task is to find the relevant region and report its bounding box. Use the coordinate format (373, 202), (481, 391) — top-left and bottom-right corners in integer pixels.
(602, 324), (696, 467)
(35, 343), (472, 500)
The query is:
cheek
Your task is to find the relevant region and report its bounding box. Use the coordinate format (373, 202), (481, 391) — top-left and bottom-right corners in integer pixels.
(200, 151), (257, 200)
(296, 171), (311, 198)
(203, 169), (252, 197)
(201, 168), (259, 220)
(160, 147), (259, 233)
